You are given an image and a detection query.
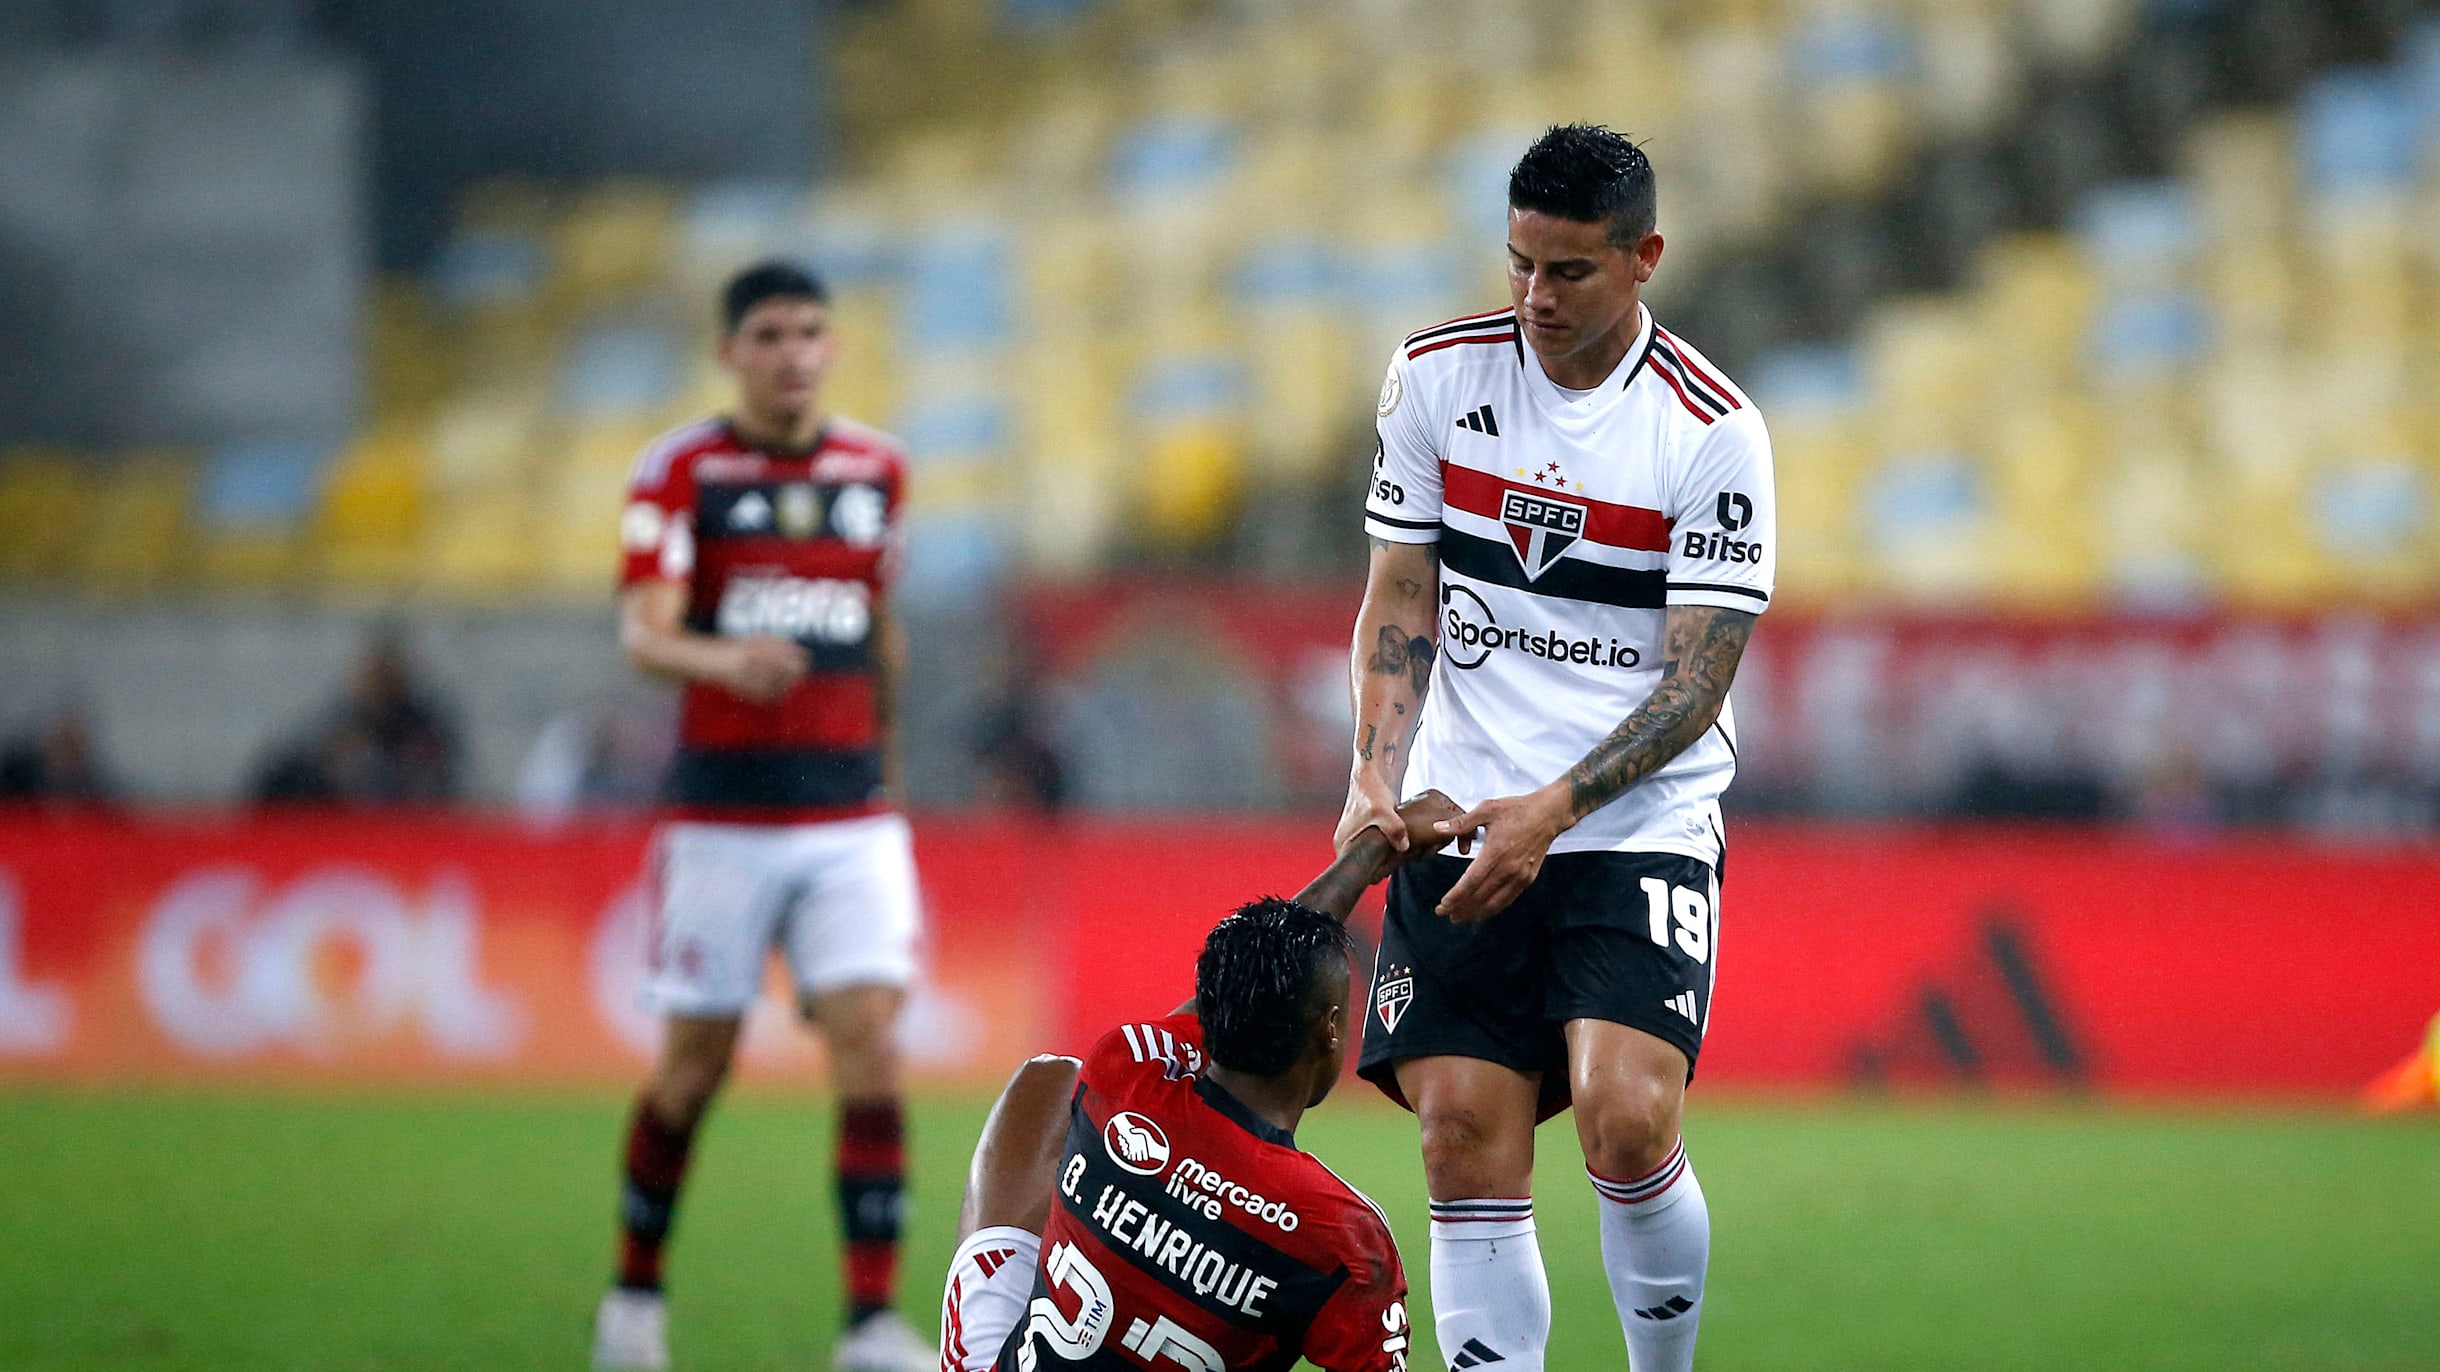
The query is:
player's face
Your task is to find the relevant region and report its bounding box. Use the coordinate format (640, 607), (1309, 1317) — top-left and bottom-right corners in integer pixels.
(719, 298), (837, 424)
(1506, 208), (1661, 364)
(1303, 964), (1352, 1109)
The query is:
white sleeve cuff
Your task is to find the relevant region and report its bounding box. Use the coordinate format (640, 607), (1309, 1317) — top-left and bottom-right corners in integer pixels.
(1665, 581), (1770, 612)
(1364, 512), (1440, 543)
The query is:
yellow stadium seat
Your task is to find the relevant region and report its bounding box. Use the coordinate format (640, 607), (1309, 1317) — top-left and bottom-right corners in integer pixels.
(0, 450), (88, 581)
(73, 452), (194, 593)
(316, 428), (428, 589)
(1138, 423), (1243, 551)
(555, 184), (680, 301)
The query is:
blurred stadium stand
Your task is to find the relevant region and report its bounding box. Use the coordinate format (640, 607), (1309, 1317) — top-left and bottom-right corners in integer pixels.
(3, 0), (2439, 824)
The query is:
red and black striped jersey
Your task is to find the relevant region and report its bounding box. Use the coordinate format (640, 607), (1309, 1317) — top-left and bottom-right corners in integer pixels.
(619, 415), (906, 823)
(996, 1014), (1411, 1372)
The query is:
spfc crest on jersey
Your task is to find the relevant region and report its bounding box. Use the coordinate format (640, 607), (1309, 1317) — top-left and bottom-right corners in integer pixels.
(1500, 488), (1586, 580)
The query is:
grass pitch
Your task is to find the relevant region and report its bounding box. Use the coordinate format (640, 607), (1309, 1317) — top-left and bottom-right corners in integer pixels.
(0, 1088), (2432, 1371)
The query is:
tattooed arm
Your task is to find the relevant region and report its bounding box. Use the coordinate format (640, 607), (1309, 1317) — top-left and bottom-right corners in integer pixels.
(1430, 605), (1758, 923)
(1334, 537), (1441, 854)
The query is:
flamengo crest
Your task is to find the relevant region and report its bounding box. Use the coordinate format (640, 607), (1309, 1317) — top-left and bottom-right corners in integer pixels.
(1500, 488), (1586, 580)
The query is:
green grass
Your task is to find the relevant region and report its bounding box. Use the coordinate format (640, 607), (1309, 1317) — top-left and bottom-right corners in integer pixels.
(0, 1089), (2433, 1371)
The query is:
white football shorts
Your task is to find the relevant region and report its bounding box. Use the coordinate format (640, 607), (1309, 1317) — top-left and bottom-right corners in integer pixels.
(939, 1225), (1041, 1372)
(641, 813), (921, 1017)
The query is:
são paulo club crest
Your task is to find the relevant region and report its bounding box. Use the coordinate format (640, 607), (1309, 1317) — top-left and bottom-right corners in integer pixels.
(1500, 487), (1586, 580)
(1374, 963), (1415, 1033)
(1103, 1110), (1172, 1175)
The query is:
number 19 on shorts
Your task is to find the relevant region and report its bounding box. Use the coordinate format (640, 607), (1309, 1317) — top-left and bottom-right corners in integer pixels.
(1639, 877), (1715, 964)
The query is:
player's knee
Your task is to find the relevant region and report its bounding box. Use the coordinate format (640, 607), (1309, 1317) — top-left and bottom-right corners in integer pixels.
(1577, 1079), (1678, 1179)
(1416, 1105), (1531, 1196)
(650, 1056), (729, 1128)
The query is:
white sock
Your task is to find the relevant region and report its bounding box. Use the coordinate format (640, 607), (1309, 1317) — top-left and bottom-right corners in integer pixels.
(1427, 1199), (1550, 1372)
(1589, 1140), (1710, 1372)
(939, 1225), (1040, 1372)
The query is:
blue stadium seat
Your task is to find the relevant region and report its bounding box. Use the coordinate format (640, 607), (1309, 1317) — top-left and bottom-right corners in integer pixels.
(899, 221), (1011, 348)
(557, 320), (681, 419)
(200, 440), (327, 529)
(2295, 68), (2417, 195)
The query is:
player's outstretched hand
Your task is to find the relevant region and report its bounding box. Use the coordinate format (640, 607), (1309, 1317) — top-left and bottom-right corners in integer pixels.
(1382, 789), (1465, 876)
(1433, 787), (1573, 924)
(722, 635), (811, 703)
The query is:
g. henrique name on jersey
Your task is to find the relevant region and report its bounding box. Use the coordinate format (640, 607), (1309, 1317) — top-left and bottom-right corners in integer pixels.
(999, 1014), (1410, 1372)
(620, 416), (907, 823)
(1363, 303), (1775, 866)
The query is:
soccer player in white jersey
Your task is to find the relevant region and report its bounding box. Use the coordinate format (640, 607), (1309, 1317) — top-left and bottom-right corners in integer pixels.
(1336, 124), (1774, 1372)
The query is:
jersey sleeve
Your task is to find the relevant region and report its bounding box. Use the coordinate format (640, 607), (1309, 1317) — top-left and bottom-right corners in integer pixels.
(1362, 351), (1443, 544)
(1298, 1221), (1411, 1372)
(1081, 1013), (1207, 1091)
(618, 447), (696, 587)
(1662, 405), (1775, 614)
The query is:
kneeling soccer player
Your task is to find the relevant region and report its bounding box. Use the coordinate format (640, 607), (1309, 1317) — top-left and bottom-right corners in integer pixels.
(939, 798), (1456, 1372)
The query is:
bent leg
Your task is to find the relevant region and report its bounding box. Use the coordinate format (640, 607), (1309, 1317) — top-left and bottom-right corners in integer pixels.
(1568, 1019), (1707, 1372)
(1396, 1055), (1551, 1372)
(959, 1054), (1081, 1239)
(939, 1055), (1078, 1372)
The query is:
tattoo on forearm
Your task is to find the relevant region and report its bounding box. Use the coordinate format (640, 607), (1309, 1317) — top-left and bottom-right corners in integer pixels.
(1358, 724), (1377, 761)
(1366, 626), (1434, 694)
(1566, 608), (1755, 821)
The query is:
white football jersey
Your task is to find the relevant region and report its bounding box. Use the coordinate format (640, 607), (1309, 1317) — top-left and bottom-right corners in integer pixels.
(1363, 303), (1775, 861)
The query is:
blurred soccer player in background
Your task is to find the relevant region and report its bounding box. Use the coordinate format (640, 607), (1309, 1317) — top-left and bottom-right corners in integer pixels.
(593, 261), (930, 1372)
(1341, 125), (1775, 1372)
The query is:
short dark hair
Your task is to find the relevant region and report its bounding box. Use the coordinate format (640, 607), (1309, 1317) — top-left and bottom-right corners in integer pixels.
(1195, 897), (1353, 1077)
(721, 259), (829, 332)
(1508, 123), (1656, 248)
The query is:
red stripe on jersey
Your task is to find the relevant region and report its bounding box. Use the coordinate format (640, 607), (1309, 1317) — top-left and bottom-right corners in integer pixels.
(1407, 330), (1517, 359)
(1646, 355), (1719, 424)
(682, 674), (879, 749)
(1654, 330), (1739, 409)
(1442, 462), (1673, 551)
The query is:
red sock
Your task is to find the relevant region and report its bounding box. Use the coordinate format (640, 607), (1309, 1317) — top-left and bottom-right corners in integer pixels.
(617, 1097), (698, 1291)
(837, 1098), (905, 1323)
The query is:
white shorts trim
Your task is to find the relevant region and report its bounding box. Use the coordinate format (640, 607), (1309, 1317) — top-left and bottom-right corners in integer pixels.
(641, 813), (921, 1018)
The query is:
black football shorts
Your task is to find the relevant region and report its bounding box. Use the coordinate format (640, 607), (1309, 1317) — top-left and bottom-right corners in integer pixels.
(1356, 849), (1721, 1108)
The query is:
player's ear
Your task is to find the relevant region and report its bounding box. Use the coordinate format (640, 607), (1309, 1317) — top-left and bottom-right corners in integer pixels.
(1634, 231), (1664, 282)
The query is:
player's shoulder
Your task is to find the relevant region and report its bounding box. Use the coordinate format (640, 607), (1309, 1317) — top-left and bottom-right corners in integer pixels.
(627, 415), (732, 488)
(1643, 319), (1760, 427)
(1084, 1013), (1206, 1090)
(1270, 1148), (1400, 1262)
(818, 415), (911, 475)
(1395, 306), (1521, 379)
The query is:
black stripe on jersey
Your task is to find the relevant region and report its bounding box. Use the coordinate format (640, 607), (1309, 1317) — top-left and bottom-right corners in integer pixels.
(1666, 580), (1770, 607)
(1051, 1098), (1348, 1334)
(1440, 527), (1666, 609)
(1707, 718), (1739, 764)
(1366, 510), (1439, 532)
(1404, 310), (1517, 348)
(694, 480), (874, 544)
(1648, 347), (1730, 418)
(1618, 326), (1659, 392)
(662, 746), (884, 810)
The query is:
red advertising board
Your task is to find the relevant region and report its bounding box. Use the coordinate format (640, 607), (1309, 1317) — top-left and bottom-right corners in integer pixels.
(0, 814), (2431, 1095)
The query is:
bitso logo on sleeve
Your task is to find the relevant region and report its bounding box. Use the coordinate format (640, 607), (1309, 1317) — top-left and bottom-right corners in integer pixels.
(1102, 1111), (1172, 1175)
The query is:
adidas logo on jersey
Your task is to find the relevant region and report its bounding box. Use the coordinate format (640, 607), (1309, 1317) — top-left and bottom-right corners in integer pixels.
(1454, 404), (1499, 436)
(1664, 991), (1701, 1025)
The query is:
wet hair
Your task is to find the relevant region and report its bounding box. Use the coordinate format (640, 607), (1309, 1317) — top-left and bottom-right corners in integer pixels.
(721, 259), (829, 332)
(1507, 123), (1656, 248)
(1194, 897), (1353, 1077)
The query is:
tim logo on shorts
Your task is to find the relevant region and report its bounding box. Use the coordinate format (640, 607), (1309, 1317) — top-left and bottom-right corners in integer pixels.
(1103, 1111), (1172, 1175)
(1500, 489), (1585, 580)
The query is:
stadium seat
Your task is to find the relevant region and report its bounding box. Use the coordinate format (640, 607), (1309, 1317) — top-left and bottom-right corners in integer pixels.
(0, 451), (89, 580)
(195, 441), (329, 587)
(73, 452), (196, 593)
